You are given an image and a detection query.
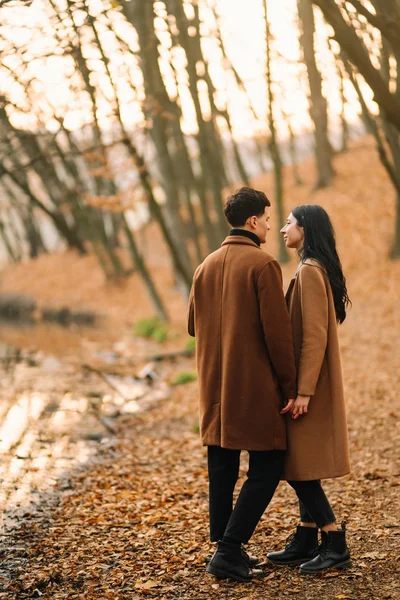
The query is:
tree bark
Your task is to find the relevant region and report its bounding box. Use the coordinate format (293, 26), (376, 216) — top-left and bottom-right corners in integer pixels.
(282, 110), (303, 185)
(122, 214), (169, 321)
(263, 0), (289, 263)
(121, 137), (193, 290)
(118, 0), (195, 272)
(298, 0), (333, 188)
(341, 52), (400, 259)
(164, 0), (228, 240)
(0, 161), (86, 254)
(0, 218), (18, 261)
(312, 0), (400, 133)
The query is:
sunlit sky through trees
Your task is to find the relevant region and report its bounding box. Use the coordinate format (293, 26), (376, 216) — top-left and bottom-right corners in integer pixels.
(0, 0), (372, 139)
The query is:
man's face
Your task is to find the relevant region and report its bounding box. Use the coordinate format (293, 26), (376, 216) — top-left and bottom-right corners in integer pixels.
(254, 207), (271, 244)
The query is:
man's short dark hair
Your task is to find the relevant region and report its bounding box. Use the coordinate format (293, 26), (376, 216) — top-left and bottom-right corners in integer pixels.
(224, 187), (271, 227)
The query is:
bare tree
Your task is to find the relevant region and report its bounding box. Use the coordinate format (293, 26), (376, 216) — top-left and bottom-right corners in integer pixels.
(0, 0), (33, 6)
(315, 0), (400, 257)
(281, 108), (304, 186)
(298, 0), (333, 188)
(263, 0), (289, 263)
(312, 0), (400, 132)
(163, 0), (228, 240)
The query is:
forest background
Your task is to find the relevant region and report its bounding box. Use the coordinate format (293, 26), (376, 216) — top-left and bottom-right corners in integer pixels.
(0, 1), (399, 599)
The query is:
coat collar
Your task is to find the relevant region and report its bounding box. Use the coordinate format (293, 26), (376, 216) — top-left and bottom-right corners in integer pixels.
(296, 258), (328, 276)
(228, 228), (261, 246)
(221, 235), (262, 249)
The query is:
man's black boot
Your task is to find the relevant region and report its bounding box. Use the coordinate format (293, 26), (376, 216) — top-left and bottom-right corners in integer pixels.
(206, 540), (261, 582)
(267, 526), (319, 565)
(241, 547), (261, 566)
(299, 528), (351, 574)
(205, 546), (260, 566)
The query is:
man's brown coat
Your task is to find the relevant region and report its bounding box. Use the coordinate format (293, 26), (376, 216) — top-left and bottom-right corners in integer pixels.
(187, 236), (297, 451)
(283, 260), (351, 480)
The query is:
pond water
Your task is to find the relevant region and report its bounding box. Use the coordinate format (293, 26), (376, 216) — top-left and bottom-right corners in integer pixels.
(0, 339), (169, 530)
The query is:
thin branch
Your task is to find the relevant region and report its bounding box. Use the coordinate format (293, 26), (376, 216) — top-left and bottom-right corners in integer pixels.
(0, 0), (33, 6)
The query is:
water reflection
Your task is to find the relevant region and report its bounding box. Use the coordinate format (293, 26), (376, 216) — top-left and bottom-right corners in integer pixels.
(0, 341), (169, 528)
(0, 350), (98, 526)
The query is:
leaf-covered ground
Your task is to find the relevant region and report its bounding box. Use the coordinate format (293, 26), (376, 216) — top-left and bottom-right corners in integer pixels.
(0, 137), (399, 599)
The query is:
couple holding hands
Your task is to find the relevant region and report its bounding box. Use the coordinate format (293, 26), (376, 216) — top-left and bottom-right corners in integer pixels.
(187, 186), (352, 582)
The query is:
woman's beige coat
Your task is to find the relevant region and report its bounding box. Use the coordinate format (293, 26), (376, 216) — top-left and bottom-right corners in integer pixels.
(283, 260), (351, 481)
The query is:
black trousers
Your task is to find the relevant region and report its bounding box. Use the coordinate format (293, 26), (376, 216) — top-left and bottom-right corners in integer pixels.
(287, 479), (336, 528)
(207, 445), (285, 543)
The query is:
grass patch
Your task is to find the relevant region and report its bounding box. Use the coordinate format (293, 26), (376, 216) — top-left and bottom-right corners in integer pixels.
(134, 316), (168, 342)
(172, 371), (197, 386)
(152, 325), (168, 343)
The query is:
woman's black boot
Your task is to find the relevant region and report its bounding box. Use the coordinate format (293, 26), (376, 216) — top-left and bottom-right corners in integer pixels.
(299, 528), (351, 574)
(267, 526), (319, 565)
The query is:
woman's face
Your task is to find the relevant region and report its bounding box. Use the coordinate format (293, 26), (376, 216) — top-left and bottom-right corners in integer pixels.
(280, 213), (304, 249)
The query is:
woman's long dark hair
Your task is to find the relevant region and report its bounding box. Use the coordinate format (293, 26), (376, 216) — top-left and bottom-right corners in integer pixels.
(292, 204), (351, 324)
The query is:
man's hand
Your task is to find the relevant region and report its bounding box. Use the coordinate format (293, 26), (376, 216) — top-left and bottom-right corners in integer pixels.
(290, 395), (311, 419)
(281, 398), (296, 414)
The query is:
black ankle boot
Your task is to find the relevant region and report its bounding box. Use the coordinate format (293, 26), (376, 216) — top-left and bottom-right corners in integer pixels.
(241, 547), (261, 566)
(267, 526), (319, 565)
(206, 540), (261, 582)
(205, 546), (260, 566)
(299, 528), (351, 574)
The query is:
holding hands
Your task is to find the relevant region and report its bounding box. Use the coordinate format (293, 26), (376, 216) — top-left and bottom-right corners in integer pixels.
(281, 395), (311, 419)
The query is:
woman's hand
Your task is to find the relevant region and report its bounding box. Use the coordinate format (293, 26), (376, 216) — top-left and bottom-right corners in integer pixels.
(290, 395), (311, 419)
(281, 398), (296, 414)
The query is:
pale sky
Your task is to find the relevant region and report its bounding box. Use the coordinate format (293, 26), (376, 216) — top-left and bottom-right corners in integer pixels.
(0, 0), (363, 138)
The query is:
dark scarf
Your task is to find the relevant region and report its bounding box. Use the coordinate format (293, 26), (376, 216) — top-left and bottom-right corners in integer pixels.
(229, 228), (261, 247)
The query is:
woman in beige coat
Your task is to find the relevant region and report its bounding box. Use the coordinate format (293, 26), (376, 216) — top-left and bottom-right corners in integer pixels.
(267, 204), (352, 574)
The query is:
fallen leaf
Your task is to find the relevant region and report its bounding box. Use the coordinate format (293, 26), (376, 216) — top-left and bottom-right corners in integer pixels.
(135, 580), (159, 590)
(360, 552), (388, 560)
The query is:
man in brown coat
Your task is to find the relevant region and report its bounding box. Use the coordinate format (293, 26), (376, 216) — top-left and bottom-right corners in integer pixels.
(187, 187), (297, 582)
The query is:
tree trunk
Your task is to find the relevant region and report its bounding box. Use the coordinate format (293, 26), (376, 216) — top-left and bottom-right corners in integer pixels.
(0, 100), (88, 254)
(375, 26), (400, 259)
(341, 53), (400, 259)
(122, 214), (169, 321)
(218, 109), (250, 186)
(392, 194), (400, 258)
(24, 205), (46, 258)
(312, 0), (400, 134)
(118, 0), (194, 272)
(282, 110), (303, 185)
(338, 59), (349, 152)
(263, 0), (289, 263)
(164, 0), (228, 240)
(298, 0), (333, 188)
(0, 161), (87, 254)
(63, 0), (126, 276)
(121, 137), (193, 291)
(0, 218), (18, 262)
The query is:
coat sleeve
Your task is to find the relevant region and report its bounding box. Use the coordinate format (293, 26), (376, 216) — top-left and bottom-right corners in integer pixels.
(257, 260), (297, 400)
(297, 265), (329, 396)
(187, 280), (195, 337)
